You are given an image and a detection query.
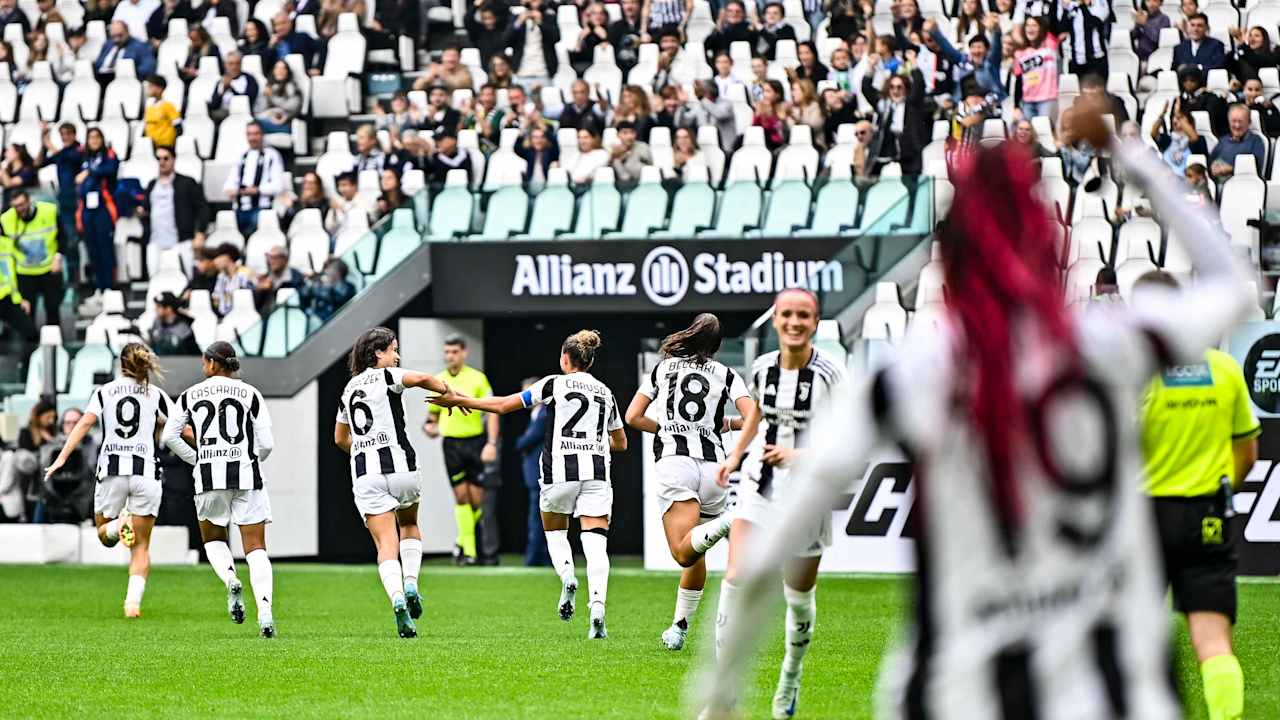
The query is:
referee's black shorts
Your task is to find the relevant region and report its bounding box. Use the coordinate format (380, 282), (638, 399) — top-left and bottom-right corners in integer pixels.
(442, 435), (487, 487)
(1152, 492), (1237, 623)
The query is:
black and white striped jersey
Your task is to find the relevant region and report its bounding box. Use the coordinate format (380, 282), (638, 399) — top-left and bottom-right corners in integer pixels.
(742, 348), (846, 498)
(336, 367), (418, 479)
(521, 372), (623, 484)
(638, 357), (749, 463)
(84, 379), (172, 481)
(163, 376), (274, 494)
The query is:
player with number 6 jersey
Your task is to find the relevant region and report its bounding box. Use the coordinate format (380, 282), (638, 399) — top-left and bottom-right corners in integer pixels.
(625, 313), (757, 652)
(45, 343), (170, 619)
(431, 330), (627, 640)
(335, 327), (468, 639)
(162, 342), (279, 639)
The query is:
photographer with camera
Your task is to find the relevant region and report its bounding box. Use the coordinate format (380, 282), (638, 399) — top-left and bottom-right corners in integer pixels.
(36, 408), (97, 525)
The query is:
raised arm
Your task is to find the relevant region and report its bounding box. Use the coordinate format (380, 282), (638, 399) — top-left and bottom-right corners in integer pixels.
(432, 391), (528, 415)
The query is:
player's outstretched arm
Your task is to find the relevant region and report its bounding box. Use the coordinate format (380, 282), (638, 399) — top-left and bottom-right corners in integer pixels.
(432, 392), (526, 415)
(44, 411), (98, 480)
(624, 393), (659, 434)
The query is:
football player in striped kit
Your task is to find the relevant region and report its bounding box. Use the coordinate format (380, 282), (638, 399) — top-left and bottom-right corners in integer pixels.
(707, 288), (846, 719)
(431, 330), (628, 640)
(335, 327), (468, 639)
(624, 313), (757, 652)
(45, 343), (171, 618)
(162, 342), (279, 638)
(698, 115), (1245, 720)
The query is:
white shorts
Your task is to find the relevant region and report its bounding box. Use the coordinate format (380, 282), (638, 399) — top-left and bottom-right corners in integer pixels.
(539, 480), (613, 519)
(194, 489), (272, 527)
(93, 476), (162, 519)
(655, 455), (728, 518)
(737, 476), (831, 558)
(353, 471), (421, 519)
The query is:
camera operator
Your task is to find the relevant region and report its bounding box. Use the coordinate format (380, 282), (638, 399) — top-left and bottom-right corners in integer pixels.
(35, 408), (96, 523)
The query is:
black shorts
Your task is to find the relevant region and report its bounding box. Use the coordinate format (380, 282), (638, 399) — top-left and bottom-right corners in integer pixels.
(443, 435), (487, 487)
(1152, 494), (1237, 623)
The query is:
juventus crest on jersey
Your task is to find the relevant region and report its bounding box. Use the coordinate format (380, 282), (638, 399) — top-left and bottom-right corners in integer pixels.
(639, 357), (749, 463)
(336, 367), (418, 479)
(85, 379), (172, 481)
(165, 376), (273, 493)
(744, 348), (846, 498)
(521, 372), (623, 484)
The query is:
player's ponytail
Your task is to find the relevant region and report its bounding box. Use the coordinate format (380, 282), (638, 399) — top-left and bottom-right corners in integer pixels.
(660, 313), (723, 363)
(562, 329), (602, 371)
(203, 341), (242, 376)
(349, 326), (397, 376)
(120, 342), (163, 387)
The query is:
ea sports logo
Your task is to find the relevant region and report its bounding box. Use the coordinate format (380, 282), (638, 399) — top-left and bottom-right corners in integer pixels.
(642, 246), (689, 306)
(1244, 334), (1280, 414)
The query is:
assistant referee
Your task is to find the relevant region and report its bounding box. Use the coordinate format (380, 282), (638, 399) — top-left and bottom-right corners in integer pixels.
(424, 336), (499, 565)
(1138, 272), (1258, 720)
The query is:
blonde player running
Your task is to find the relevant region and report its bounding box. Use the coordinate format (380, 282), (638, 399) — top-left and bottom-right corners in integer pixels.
(432, 330), (627, 639)
(335, 327), (467, 638)
(699, 121), (1244, 719)
(624, 313), (757, 651)
(45, 343), (170, 618)
(162, 342), (278, 638)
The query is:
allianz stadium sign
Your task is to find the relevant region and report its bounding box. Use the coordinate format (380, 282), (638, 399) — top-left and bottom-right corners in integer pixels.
(430, 238), (853, 314)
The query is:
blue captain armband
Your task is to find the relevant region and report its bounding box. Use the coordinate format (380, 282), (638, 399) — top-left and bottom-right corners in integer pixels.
(520, 390), (533, 408)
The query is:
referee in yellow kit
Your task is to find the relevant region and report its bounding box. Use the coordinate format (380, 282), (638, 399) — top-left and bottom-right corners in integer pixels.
(1138, 272), (1259, 720)
(424, 336), (500, 565)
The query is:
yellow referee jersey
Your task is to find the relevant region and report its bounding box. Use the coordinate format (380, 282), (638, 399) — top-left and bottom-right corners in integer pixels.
(429, 365), (492, 438)
(1141, 350), (1261, 497)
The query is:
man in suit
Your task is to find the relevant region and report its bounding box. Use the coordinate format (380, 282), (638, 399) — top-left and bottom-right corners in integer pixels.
(269, 12), (318, 70)
(514, 376), (550, 566)
(95, 20), (157, 81)
(138, 145), (209, 254)
(1174, 13), (1227, 71)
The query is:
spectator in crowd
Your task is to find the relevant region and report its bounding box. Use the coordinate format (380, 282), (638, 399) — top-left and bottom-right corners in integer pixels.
(1178, 65), (1227, 136)
(367, 0), (419, 52)
(146, 0), (192, 44)
(301, 257), (355, 321)
(609, 0), (644, 73)
(209, 52), (258, 121)
(565, 128), (611, 185)
(515, 125), (558, 187)
(195, 0), (239, 35)
(149, 291), (200, 355)
(33, 0), (66, 34)
(421, 84), (463, 136)
(375, 92), (423, 139)
(257, 60), (303, 136)
(84, 0), (112, 25)
(653, 85), (692, 131)
(38, 123), (82, 277)
(952, 0), (983, 38)
(482, 52), (512, 89)
(791, 79), (827, 141)
(1239, 78), (1280, 137)
(179, 26), (220, 82)
(238, 18), (271, 60)
(554, 80), (606, 134)
(375, 168), (409, 219)
(186, 247), (219, 296)
(1208, 103), (1267, 179)
(1175, 0), (1198, 34)
(863, 67), (927, 175)
(652, 28), (688, 90)
(464, 3), (509, 68)
(689, 81), (738, 151)
(671, 126), (705, 178)
(254, 245), (305, 312)
(139, 145), (209, 253)
(507, 0), (559, 90)
(1185, 162), (1213, 205)
(711, 52), (740, 99)
(1229, 26), (1278, 83)
(96, 20), (158, 81)
(1, 190), (62, 327)
(224, 122), (286, 235)
(352, 124), (387, 174)
(211, 243), (256, 316)
(793, 41), (830, 83)
(423, 130), (472, 187)
(414, 45), (474, 92)
(1056, 107), (1097, 186)
(1078, 73), (1130, 124)
(56, 29), (97, 82)
(821, 87), (864, 148)
(463, 83), (501, 152)
(755, 3), (796, 60)
(609, 120), (654, 186)
(114, 0), (161, 41)
(571, 2), (611, 77)
(1131, 0), (1171, 62)
(1057, 0), (1109, 77)
(1175, 13), (1226, 71)
(0, 145), (38, 204)
(277, 171), (328, 230)
(17, 399), (58, 519)
(1010, 118), (1056, 159)
(77, 127), (119, 295)
(1151, 101), (1206, 176)
(20, 33), (57, 87)
(642, 0), (692, 39)
(610, 85), (657, 141)
(325, 171), (371, 234)
(268, 12), (319, 70)
(142, 75), (180, 148)
(316, 0), (345, 37)
(1011, 15), (1058, 120)
(927, 15), (1004, 100)
(752, 79), (789, 150)
(0, 0), (32, 35)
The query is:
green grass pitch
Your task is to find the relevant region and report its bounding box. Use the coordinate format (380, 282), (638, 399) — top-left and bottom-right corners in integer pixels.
(2, 560), (1277, 718)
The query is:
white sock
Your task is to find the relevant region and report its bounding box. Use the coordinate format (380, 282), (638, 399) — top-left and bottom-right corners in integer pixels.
(782, 584), (816, 675)
(673, 587), (703, 630)
(104, 518), (122, 543)
(125, 575), (146, 607)
(204, 541), (238, 586)
(399, 538), (422, 588)
(245, 549), (274, 623)
(545, 529), (576, 585)
(580, 529), (610, 608)
(691, 514), (733, 555)
(378, 559), (405, 606)
(713, 580), (739, 659)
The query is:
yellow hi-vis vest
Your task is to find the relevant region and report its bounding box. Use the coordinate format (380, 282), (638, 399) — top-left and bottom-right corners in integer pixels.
(0, 201), (59, 275)
(0, 236), (24, 305)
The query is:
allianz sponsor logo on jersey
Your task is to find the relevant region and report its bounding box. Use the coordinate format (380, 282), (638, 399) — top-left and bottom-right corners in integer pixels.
(510, 246), (844, 306)
(353, 431), (392, 453)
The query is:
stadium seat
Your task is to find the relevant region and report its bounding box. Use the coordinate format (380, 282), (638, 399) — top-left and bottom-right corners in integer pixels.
(750, 181), (812, 237)
(699, 182), (762, 238)
(215, 289), (263, 348)
(207, 210), (246, 250)
(607, 167), (667, 238)
(59, 60), (100, 122)
(290, 227), (331, 275)
(287, 208), (326, 241)
(68, 326), (115, 399)
(243, 213), (288, 274)
(773, 125), (820, 185)
(88, 291), (137, 352)
(156, 19), (190, 78)
(1220, 155), (1266, 259)
(315, 131), (355, 195)
(916, 241), (944, 302)
(19, 61), (58, 121)
(312, 14), (365, 117)
(175, 136), (204, 181)
(25, 325), (71, 396)
(725, 127), (773, 185)
(1068, 217), (1115, 267)
(102, 58), (143, 120)
(258, 303), (311, 357)
(515, 168), (576, 240)
(477, 185), (531, 240)
(696, 124), (726, 185)
(146, 248), (189, 300)
(652, 165), (716, 238)
(795, 179), (859, 236)
(583, 45), (623, 104)
(561, 168), (622, 239)
(428, 170), (475, 240)
(483, 128), (527, 191)
(861, 282), (907, 341)
(1114, 233), (1159, 301)
(648, 126), (674, 177)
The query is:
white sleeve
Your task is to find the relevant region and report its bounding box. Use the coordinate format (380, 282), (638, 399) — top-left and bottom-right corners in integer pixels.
(385, 367), (408, 393)
(85, 388), (104, 417)
(221, 157), (242, 194)
(155, 388), (174, 422)
(608, 397), (624, 431)
(637, 363), (659, 399)
(335, 394), (350, 426)
(253, 391), (274, 461)
(728, 369), (751, 403)
(520, 376), (554, 409)
(257, 151), (286, 196)
(161, 393), (198, 466)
